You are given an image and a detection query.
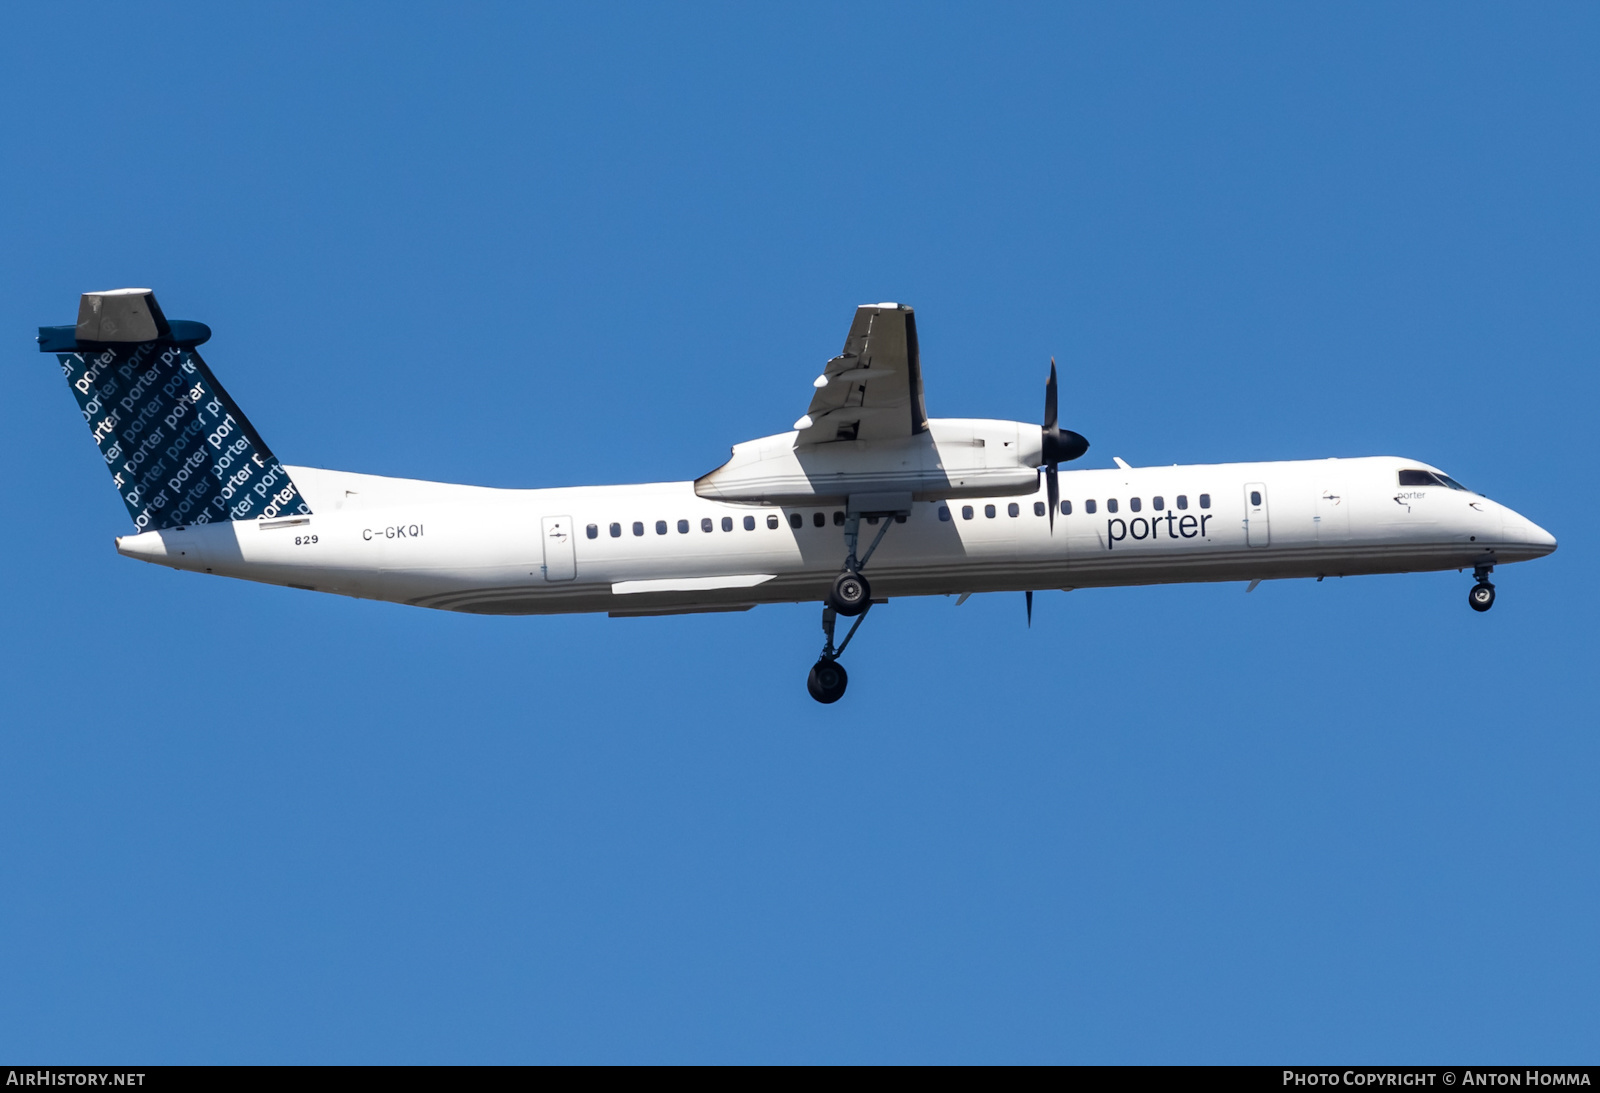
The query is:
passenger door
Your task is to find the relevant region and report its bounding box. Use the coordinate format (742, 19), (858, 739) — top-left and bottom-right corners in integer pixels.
(1244, 483), (1270, 548)
(542, 515), (576, 581)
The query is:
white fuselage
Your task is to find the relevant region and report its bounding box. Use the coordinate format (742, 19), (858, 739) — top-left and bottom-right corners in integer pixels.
(114, 453), (1556, 616)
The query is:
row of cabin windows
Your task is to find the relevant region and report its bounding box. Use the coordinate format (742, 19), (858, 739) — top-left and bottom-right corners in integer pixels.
(937, 494), (1212, 521)
(582, 499), (1216, 540)
(583, 495), (1217, 537)
(583, 511), (908, 539)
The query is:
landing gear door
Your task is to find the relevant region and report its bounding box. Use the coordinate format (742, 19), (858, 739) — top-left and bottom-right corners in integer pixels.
(1244, 483), (1270, 548)
(541, 515), (576, 581)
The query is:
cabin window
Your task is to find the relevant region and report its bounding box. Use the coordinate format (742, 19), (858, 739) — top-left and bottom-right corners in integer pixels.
(1008, 502), (1020, 517)
(1250, 490), (1262, 506)
(1085, 499), (1096, 514)
(962, 505), (974, 520)
(813, 512), (825, 528)
(985, 504), (996, 518)
(721, 516), (733, 532)
(866, 515), (879, 525)
(678, 519), (690, 534)
(609, 522), (622, 538)
(790, 513), (803, 529)
(655, 520), (668, 535)
(633, 521), (645, 537)
(1176, 495), (1188, 510)
(938, 506), (951, 521)
(585, 524), (598, 539)
(1034, 502), (1046, 516)
(1129, 497), (1141, 512)
(833, 511), (845, 526)
(1061, 500), (1072, 516)
(1107, 499), (1119, 513)
(699, 517), (711, 533)
(895, 514), (906, 523)
(768, 515), (780, 529)
(743, 515), (755, 531)
(1199, 494), (1211, 509)
(1152, 496), (1164, 511)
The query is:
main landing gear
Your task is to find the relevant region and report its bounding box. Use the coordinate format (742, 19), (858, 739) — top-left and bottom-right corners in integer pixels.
(1468, 564), (1496, 613)
(808, 605), (865, 703)
(808, 505), (903, 703)
(824, 510), (896, 616)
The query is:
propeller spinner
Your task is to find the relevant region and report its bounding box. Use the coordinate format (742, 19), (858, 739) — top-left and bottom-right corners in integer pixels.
(1041, 358), (1090, 529)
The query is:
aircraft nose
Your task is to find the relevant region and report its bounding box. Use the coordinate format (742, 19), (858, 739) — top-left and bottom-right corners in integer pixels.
(1502, 511), (1557, 557)
(1527, 520), (1558, 555)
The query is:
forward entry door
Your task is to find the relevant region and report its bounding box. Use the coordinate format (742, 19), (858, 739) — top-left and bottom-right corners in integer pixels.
(542, 515), (576, 581)
(1244, 483), (1270, 548)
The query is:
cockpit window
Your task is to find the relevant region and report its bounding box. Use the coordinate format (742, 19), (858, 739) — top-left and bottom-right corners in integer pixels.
(1398, 469), (1470, 491)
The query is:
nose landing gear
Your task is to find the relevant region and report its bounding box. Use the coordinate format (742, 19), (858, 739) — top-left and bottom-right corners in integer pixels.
(1468, 564), (1496, 612)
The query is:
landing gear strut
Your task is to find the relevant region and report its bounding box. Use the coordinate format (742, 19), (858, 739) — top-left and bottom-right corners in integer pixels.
(808, 503), (904, 702)
(1469, 564), (1496, 613)
(808, 603), (870, 703)
(824, 511), (896, 616)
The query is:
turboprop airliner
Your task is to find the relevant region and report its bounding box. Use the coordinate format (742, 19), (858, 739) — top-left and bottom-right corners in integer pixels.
(41, 289), (1557, 703)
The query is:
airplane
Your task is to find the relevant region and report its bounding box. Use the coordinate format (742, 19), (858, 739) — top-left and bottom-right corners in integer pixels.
(40, 289), (1557, 703)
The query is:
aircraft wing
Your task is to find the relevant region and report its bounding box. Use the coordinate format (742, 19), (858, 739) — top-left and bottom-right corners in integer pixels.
(794, 304), (929, 446)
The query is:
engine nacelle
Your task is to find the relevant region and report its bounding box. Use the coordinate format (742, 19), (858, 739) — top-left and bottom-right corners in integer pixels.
(694, 418), (1044, 505)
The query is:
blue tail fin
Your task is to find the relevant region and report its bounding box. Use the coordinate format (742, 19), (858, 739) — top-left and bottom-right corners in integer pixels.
(39, 288), (311, 531)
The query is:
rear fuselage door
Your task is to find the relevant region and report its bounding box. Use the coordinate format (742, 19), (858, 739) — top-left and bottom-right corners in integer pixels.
(542, 515), (576, 581)
(1244, 483), (1270, 547)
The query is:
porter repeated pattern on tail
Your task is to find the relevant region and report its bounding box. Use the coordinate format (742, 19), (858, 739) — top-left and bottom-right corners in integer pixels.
(55, 341), (309, 531)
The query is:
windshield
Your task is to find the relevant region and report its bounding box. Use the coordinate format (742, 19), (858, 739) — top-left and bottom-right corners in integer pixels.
(1398, 468), (1472, 492)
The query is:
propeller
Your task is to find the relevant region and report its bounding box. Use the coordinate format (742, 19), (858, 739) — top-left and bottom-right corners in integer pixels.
(1041, 358), (1090, 531)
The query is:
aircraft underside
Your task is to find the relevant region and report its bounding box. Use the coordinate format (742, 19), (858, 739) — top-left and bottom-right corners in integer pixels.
(400, 540), (1537, 617)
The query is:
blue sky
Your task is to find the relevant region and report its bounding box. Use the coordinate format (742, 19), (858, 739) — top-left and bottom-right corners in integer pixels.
(1, 2), (1595, 1063)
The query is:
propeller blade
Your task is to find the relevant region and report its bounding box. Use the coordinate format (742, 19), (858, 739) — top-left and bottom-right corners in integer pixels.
(1044, 358), (1058, 432)
(1025, 589), (1033, 628)
(1040, 357), (1085, 534)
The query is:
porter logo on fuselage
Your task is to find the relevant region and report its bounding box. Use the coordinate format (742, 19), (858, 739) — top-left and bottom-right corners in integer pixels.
(1105, 511), (1212, 549)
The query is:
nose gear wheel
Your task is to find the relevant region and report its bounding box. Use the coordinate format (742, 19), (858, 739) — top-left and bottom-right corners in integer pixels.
(1468, 564), (1496, 612)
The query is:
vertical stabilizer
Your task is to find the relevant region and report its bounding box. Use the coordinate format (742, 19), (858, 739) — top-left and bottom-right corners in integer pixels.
(39, 289), (311, 531)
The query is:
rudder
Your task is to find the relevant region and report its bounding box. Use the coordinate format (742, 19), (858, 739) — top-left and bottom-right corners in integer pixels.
(38, 288), (311, 531)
